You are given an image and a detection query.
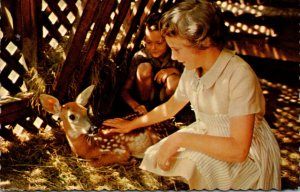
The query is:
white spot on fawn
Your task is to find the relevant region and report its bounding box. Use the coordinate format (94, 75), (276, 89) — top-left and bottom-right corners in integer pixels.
(114, 148), (126, 154)
(112, 144), (119, 148)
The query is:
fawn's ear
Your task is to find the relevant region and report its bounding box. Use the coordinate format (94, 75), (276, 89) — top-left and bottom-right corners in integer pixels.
(75, 85), (95, 106)
(39, 94), (62, 114)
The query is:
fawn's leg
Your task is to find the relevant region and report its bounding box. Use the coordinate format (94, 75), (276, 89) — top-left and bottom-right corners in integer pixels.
(89, 151), (131, 167)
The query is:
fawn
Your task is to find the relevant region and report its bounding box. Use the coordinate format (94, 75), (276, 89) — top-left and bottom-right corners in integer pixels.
(39, 85), (175, 166)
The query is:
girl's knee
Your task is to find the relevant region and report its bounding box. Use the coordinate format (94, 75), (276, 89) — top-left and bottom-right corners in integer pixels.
(160, 75), (180, 101)
(137, 62), (153, 80)
(166, 74), (180, 92)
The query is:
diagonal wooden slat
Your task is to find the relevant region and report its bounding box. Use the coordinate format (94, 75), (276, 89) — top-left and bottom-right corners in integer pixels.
(64, 0), (80, 16)
(41, 9), (63, 42)
(104, 0), (132, 54)
(115, 0), (150, 65)
(45, 0), (73, 30)
(129, 0), (164, 61)
(74, 1), (119, 93)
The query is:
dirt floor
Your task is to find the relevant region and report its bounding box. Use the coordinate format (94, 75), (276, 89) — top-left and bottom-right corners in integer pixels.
(0, 58), (299, 190)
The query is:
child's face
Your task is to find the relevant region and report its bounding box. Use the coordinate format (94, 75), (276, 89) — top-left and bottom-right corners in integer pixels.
(165, 36), (203, 70)
(144, 28), (168, 58)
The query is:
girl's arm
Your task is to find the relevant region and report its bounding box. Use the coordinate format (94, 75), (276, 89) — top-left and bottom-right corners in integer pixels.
(156, 114), (255, 170)
(103, 95), (189, 133)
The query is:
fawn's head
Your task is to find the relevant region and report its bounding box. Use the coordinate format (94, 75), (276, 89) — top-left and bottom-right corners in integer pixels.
(40, 85), (95, 138)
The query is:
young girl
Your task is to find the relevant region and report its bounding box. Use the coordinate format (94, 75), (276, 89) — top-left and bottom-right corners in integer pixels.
(121, 13), (183, 115)
(104, 0), (281, 190)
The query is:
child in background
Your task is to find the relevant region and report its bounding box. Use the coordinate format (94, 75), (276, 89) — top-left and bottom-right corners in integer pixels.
(121, 13), (183, 115)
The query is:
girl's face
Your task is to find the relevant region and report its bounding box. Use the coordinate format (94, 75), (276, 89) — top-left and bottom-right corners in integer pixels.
(144, 28), (168, 58)
(165, 36), (203, 70)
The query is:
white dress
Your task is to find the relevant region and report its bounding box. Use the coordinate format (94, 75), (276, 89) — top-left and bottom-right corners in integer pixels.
(139, 49), (281, 190)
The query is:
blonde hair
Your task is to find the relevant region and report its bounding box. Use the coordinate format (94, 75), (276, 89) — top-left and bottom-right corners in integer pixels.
(160, 0), (227, 49)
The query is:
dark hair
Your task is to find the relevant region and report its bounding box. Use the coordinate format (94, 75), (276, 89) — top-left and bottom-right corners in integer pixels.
(160, 0), (227, 49)
(145, 12), (163, 31)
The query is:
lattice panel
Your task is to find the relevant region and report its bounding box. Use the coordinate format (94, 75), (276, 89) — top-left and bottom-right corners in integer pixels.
(0, 39), (28, 97)
(41, 0), (83, 49)
(0, 115), (46, 141)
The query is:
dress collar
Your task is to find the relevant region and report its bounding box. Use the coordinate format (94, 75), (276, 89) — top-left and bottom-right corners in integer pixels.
(197, 48), (235, 89)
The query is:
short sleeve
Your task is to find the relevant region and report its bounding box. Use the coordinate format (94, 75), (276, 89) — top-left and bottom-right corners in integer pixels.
(228, 64), (265, 117)
(173, 68), (189, 101)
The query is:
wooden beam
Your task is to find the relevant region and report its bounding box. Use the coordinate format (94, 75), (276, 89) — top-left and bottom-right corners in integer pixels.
(75, 1), (118, 93)
(16, 0), (39, 68)
(0, 94), (33, 124)
(53, 0), (102, 101)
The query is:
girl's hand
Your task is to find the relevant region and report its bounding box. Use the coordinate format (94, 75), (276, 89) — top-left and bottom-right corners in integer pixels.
(102, 118), (133, 133)
(154, 69), (170, 84)
(133, 104), (147, 115)
(154, 133), (181, 171)
(155, 68), (179, 84)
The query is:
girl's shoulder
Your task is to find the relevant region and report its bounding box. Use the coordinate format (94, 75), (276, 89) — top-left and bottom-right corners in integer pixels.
(131, 48), (152, 65)
(223, 49), (256, 77)
(133, 48), (149, 58)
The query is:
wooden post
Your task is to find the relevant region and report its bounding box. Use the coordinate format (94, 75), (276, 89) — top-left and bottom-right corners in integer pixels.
(16, 0), (40, 68)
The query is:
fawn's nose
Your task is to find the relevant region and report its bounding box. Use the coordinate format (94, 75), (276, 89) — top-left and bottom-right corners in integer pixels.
(88, 125), (99, 135)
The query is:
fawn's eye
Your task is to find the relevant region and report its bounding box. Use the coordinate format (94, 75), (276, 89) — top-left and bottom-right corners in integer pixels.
(69, 114), (76, 121)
